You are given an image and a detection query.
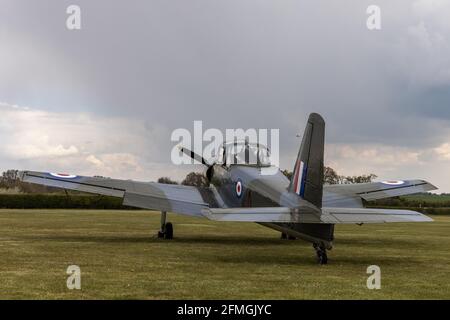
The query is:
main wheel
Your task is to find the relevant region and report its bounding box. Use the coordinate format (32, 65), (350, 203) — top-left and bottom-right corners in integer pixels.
(281, 232), (287, 240)
(316, 249), (328, 265)
(317, 251), (328, 265)
(164, 222), (173, 240)
(313, 244), (328, 265)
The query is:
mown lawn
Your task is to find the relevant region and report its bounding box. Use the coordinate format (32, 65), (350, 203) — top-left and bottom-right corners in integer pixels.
(0, 209), (449, 299)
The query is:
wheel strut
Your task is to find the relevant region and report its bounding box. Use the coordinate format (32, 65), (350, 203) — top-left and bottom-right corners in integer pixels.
(157, 211), (173, 239)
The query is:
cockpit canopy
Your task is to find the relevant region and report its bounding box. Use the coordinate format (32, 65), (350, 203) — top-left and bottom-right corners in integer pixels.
(216, 141), (272, 167)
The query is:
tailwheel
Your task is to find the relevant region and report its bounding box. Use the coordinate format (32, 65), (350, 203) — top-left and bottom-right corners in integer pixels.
(313, 243), (328, 265)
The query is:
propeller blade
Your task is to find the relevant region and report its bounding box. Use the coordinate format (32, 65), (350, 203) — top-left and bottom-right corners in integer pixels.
(179, 146), (210, 166)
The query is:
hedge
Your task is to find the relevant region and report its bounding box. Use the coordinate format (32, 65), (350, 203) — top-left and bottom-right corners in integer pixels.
(0, 194), (137, 209)
(367, 205), (450, 215)
(1, 194), (449, 214)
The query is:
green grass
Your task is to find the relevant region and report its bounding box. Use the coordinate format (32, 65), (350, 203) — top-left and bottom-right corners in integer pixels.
(0, 209), (449, 299)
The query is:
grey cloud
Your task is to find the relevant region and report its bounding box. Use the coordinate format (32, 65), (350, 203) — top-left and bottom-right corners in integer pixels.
(1, 0), (450, 189)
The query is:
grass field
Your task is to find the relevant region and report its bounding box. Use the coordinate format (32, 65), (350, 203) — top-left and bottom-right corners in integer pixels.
(0, 209), (449, 299)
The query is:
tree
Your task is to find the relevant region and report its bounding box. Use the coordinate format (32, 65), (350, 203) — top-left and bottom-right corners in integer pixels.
(181, 172), (209, 187)
(341, 174), (377, 184)
(323, 166), (340, 185)
(281, 166), (377, 185)
(157, 177), (178, 185)
(281, 169), (293, 181)
(0, 170), (19, 189)
(0, 170), (60, 193)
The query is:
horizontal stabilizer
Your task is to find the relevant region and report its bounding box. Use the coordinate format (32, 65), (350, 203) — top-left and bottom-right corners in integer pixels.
(201, 207), (321, 223)
(202, 207), (433, 224)
(320, 207), (432, 224)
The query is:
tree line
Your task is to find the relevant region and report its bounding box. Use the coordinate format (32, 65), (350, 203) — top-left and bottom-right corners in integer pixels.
(282, 166), (377, 184)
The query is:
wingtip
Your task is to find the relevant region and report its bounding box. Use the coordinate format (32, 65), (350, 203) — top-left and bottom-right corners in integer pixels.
(17, 170), (26, 181)
(427, 181), (439, 191)
(417, 179), (439, 192)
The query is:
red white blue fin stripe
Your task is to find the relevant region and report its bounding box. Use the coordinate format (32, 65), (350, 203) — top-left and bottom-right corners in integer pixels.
(293, 160), (307, 196)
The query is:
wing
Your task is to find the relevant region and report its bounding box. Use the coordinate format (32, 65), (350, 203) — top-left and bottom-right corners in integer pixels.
(19, 171), (221, 216)
(202, 207), (432, 224)
(323, 180), (437, 207)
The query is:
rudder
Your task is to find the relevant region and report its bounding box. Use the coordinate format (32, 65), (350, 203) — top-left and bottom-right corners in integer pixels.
(288, 113), (325, 208)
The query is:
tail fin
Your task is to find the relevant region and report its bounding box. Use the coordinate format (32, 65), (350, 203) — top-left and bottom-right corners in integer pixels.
(288, 113), (325, 208)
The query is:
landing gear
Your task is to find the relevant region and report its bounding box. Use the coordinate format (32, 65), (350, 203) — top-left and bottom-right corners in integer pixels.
(157, 211), (173, 240)
(164, 222), (173, 239)
(313, 243), (328, 265)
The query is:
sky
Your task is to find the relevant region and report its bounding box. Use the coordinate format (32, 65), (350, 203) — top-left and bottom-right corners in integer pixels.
(1, 0), (450, 191)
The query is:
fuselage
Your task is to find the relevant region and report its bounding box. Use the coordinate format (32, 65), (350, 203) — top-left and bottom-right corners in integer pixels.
(209, 164), (335, 248)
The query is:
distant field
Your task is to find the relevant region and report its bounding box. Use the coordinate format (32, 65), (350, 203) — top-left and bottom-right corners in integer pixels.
(0, 209), (449, 299)
(402, 193), (450, 203)
(0, 188), (22, 195)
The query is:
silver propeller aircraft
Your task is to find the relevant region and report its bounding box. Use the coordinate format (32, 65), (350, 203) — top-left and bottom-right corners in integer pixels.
(19, 113), (436, 264)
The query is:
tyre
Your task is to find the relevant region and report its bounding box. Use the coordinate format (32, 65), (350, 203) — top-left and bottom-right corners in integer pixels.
(317, 250), (328, 265)
(164, 222), (173, 240)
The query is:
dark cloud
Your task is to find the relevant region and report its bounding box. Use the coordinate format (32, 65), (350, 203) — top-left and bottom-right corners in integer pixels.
(1, 0), (450, 189)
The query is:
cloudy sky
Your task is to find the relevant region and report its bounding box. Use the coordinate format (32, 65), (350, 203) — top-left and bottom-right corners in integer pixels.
(1, 0), (450, 191)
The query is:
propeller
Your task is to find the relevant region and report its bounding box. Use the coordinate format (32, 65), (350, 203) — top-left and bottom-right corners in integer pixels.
(178, 145), (215, 181)
(178, 145), (211, 166)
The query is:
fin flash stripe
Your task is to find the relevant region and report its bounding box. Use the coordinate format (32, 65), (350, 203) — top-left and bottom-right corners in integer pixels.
(293, 160), (306, 196)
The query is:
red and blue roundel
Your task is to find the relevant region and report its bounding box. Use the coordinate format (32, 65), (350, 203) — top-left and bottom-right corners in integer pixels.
(235, 179), (243, 198)
(381, 180), (404, 185)
(50, 173), (77, 179)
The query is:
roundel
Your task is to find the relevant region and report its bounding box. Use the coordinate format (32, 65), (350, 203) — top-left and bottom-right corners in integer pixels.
(50, 173), (77, 179)
(235, 179), (243, 198)
(381, 180), (405, 185)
